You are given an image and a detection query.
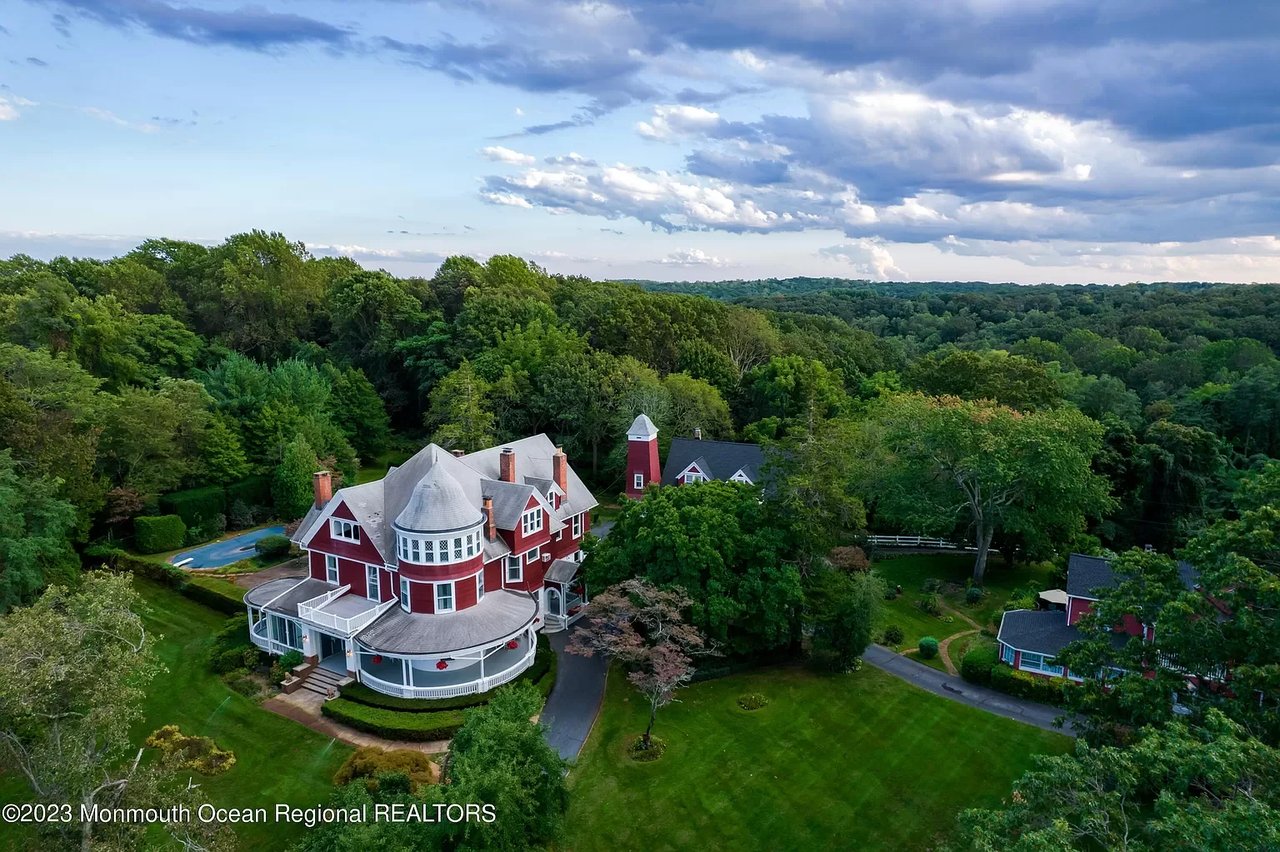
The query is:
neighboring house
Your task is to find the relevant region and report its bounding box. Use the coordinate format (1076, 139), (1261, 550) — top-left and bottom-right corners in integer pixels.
(996, 553), (1200, 681)
(245, 436), (597, 699)
(624, 414), (765, 499)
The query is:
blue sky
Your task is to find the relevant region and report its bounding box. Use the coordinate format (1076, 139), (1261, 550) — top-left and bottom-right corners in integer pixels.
(2, 0), (1278, 283)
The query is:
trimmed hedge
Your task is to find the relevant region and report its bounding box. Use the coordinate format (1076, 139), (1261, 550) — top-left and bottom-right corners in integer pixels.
(184, 575), (247, 616)
(134, 515), (187, 554)
(321, 699), (465, 742)
(161, 485), (227, 528)
(226, 475), (272, 509)
(988, 665), (1069, 705)
(959, 645), (999, 686)
(918, 636), (939, 659)
(339, 634), (556, 713)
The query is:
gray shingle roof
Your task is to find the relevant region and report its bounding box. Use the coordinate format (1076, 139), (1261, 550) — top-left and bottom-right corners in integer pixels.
(355, 590), (538, 654)
(997, 609), (1084, 656)
(246, 578), (335, 618)
(545, 558), (580, 584)
(394, 448), (484, 533)
(1067, 553), (1201, 599)
(627, 413), (658, 439)
(295, 434), (597, 561)
(998, 608), (1129, 657)
(661, 437), (766, 486)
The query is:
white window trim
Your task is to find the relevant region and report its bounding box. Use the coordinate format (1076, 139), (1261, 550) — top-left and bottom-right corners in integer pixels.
(506, 554), (522, 583)
(525, 546), (541, 565)
(729, 469), (753, 484)
(633, 473), (644, 490)
(521, 507), (543, 536)
(366, 564), (380, 601)
(331, 518), (360, 542)
(325, 554), (339, 584)
(1018, 651), (1065, 678)
(1001, 643), (1014, 664)
(435, 581), (455, 614)
(680, 464), (708, 484)
(572, 513), (583, 538)
(399, 577), (410, 612)
(396, 527), (482, 565)
(477, 571), (485, 601)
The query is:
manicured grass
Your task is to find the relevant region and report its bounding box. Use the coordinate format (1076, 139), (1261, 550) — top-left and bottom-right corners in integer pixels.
(131, 578), (352, 847)
(565, 665), (1070, 851)
(874, 554), (1055, 652)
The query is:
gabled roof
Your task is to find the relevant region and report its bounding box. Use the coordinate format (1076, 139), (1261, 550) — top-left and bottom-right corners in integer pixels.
(295, 434), (598, 561)
(1066, 553), (1201, 600)
(661, 437), (766, 487)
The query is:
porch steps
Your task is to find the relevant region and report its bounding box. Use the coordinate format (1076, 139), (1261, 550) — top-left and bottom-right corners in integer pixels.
(299, 666), (346, 698)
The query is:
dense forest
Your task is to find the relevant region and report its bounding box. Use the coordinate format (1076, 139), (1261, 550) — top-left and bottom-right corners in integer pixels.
(2, 233), (1279, 613)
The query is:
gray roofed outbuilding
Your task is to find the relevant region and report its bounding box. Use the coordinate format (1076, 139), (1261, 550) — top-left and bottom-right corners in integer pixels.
(356, 590), (538, 655)
(661, 437), (766, 486)
(1067, 553), (1202, 600)
(997, 608), (1128, 657)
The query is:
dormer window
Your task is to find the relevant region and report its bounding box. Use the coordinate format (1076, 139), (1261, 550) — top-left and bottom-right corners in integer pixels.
(331, 518), (360, 542)
(521, 508), (543, 535)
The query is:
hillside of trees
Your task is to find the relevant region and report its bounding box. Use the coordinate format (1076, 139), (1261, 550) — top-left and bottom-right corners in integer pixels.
(1, 234), (1278, 610)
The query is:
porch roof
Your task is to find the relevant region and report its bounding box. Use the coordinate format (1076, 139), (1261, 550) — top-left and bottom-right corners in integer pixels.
(244, 577), (335, 618)
(356, 589), (538, 655)
(545, 558), (580, 585)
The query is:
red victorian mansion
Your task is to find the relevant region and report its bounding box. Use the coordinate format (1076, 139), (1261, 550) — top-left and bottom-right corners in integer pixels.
(244, 436), (596, 699)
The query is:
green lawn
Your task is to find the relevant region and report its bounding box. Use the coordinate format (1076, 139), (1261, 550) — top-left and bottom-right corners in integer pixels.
(564, 666), (1070, 852)
(356, 449), (413, 484)
(874, 554), (1055, 657)
(132, 578), (352, 847)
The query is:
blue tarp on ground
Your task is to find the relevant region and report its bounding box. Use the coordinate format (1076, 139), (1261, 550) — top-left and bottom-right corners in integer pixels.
(170, 525), (286, 569)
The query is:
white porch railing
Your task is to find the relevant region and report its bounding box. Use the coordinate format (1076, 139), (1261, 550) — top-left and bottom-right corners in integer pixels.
(358, 643), (535, 700)
(250, 619), (300, 656)
(866, 535), (975, 550)
(298, 589), (395, 635)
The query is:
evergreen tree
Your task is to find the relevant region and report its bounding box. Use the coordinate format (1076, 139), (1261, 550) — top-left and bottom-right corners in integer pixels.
(272, 436), (319, 520)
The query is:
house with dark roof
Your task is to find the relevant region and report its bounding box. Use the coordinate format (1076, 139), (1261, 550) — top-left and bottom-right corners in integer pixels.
(245, 435), (597, 699)
(624, 414), (766, 498)
(996, 553), (1200, 680)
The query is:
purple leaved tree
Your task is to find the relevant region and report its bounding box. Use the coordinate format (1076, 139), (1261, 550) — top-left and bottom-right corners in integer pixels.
(566, 578), (712, 749)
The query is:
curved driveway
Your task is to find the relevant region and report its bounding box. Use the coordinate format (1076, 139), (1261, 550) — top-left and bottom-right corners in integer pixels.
(863, 645), (1075, 736)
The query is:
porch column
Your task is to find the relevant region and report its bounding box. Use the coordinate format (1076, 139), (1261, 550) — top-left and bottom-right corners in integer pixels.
(345, 639), (356, 679)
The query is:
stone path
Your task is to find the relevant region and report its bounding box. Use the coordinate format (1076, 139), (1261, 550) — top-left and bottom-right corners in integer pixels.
(863, 645), (1074, 736)
(263, 690), (451, 755)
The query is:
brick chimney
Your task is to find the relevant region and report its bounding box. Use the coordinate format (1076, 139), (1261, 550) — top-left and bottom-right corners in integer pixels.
(694, 427), (702, 440)
(553, 447), (568, 493)
(451, 448), (465, 458)
(483, 496), (496, 540)
(312, 471), (332, 509)
(500, 447), (516, 483)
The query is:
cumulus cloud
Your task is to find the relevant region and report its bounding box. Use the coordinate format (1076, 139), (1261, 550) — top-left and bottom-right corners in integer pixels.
(819, 239), (905, 279)
(636, 104), (721, 140)
(480, 145), (536, 165)
(937, 234), (1280, 277)
(656, 249), (731, 267)
(310, 243), (448, 265)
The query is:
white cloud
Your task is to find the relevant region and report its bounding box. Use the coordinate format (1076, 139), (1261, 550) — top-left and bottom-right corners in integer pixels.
(80, 106), (159, 133)
(480, 145), (536, 165)
(636, 104), (721, 140)
(0, 94), (37, 121)
(819, 239), (906, 279)
(310, 243), (448, 265)
(656, 248), (730, 267)
(937, 234), (1280, 277)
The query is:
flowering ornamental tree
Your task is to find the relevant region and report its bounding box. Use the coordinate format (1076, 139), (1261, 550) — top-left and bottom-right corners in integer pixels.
(567, 579), (712, 749)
